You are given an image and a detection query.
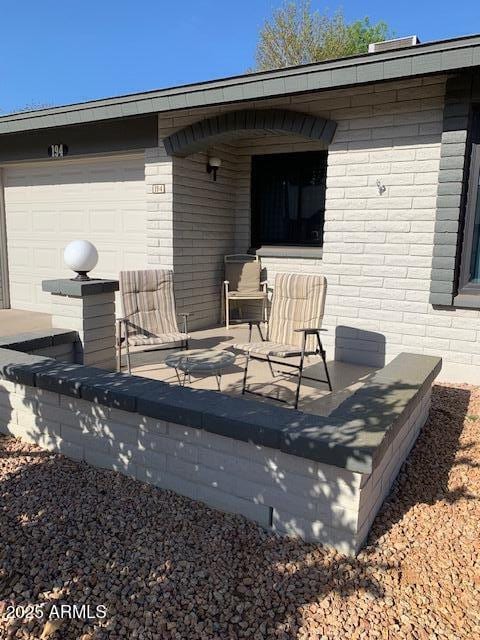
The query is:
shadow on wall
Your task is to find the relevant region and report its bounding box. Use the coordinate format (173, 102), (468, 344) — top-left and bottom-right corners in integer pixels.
(367, 383), (472, 546)
(0, 379), (473, 638)
(0, 383), (388, 639)
(335, 325), (386, 368)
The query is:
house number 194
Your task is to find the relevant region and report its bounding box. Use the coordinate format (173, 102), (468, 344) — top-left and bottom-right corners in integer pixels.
(48, 143), (68, 158)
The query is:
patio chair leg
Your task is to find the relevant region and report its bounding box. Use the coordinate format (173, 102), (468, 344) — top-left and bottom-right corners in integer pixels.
(242, 352), (251, 395)
(316, 333), (332, 392)
(117, 337), (122, 372)
(294, 332), (307, 410)
(267, 356), (275, 378)
(125, 337), (131, 375)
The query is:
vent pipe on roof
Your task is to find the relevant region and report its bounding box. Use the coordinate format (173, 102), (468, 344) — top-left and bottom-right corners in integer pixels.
(368, 35), (420, 53)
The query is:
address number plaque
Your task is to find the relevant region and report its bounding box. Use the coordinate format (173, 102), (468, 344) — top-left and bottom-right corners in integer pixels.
(48, 143), (68, 159)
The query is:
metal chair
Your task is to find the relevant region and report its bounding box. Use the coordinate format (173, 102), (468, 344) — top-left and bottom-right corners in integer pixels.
(117, 269), (189, 374)
(223, 254), (268, 329)
(234, 273), (332, 409)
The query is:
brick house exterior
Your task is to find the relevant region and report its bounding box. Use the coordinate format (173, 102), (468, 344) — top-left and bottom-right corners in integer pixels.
(1, 34), (480, 382)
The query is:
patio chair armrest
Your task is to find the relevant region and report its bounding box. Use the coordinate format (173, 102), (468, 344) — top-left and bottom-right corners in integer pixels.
(116, 317), (128, 344)
(177, 312), (191, 334)
(294, 327), (325, 335)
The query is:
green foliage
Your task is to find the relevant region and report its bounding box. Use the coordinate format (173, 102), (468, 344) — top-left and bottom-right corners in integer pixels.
(254, 1), (391, 71)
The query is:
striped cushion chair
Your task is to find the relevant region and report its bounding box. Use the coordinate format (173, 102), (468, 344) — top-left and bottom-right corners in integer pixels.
(235, 273), (332, 409)
(117, 269), (189, 373)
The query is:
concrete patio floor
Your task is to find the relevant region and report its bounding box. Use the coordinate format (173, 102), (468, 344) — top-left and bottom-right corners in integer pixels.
(0, 308), (52, 336)
(126, 324), (376, 416)
(0, 309), (376, 416)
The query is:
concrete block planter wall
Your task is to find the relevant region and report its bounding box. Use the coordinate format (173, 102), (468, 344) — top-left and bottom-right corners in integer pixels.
(0, 328), (78, 363)
(42, 279), (119, 371)
(0, 333), (441, 555)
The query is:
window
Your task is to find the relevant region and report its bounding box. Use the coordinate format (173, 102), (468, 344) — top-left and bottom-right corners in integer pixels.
(251, 151), (327, 248)
(460, 110), (480, 290)
(468, 152), (480, 283)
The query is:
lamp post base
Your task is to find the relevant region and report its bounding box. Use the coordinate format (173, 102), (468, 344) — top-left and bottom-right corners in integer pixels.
(71, 271), (91, 281)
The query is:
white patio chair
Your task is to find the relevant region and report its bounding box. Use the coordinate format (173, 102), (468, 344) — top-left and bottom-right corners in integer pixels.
(234, 272), (332, 409)
(117, 269), (189, 374)
(223, 254), (268, 329)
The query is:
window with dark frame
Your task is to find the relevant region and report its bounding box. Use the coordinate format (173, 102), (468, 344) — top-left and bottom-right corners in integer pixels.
(460, 108), (480, 290)
(250, 151), (328, 248)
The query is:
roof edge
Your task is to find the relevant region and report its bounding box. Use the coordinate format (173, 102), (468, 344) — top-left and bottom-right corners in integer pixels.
(1, 32), (479, 136)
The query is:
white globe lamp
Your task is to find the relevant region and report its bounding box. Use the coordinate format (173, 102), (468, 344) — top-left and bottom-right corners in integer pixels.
(64, 240), (99, 281)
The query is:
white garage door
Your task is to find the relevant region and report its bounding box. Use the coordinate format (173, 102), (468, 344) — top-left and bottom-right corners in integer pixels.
(3, 154), (146, 312)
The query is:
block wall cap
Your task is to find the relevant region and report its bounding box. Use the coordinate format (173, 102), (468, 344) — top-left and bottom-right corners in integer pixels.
(0, 329), (78, 353)
(0, 343), (441, 475)
(42, 278), (119, 297)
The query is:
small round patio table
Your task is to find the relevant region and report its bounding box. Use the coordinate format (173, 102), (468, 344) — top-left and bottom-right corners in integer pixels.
(165, 349), (235, 391)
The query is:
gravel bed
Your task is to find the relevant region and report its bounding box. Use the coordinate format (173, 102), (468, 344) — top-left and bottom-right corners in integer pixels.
(0, 383), (479, 639)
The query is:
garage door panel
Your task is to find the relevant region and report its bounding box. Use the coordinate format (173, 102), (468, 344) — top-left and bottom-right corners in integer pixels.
(123, 251), (148, 270)
(96, 249), (122, 273)
(122, 208), (147, 234)
(7, 247), (31, 268)
(59, 209), (86, 233)
(5, 209), (31, 232)
(32, 211), (58, 232)
(89, 208), (118, 233)
(9, 282), (32, 309)
(4, 155), (147, 312)
(34, 248), (60, 270)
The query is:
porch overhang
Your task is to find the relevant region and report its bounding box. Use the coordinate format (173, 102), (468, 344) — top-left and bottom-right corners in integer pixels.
(162, 109), (337, 156)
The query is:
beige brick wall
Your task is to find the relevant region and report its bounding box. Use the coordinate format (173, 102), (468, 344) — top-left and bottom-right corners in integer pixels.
(51, 291), (116, 370)
(0, 376), (433, 555)
(171, 148), (237, 329)
(148, 76), (479, 382)
(155, 115), (240, 328)
(322, 78), (480, 381)
(145, 144), (174, 271)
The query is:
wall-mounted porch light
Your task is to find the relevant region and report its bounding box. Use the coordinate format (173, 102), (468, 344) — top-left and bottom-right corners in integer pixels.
(207, 156), (221, 181)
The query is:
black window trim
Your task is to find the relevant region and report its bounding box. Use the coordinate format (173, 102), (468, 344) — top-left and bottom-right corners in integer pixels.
(250, 150), (327, 250)
(457, 107), (480, 296)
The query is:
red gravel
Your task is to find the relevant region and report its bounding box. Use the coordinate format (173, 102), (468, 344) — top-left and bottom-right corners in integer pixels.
(0, 383), (479, 639)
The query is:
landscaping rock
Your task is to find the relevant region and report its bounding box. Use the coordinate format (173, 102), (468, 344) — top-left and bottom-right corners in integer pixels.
(0, 383), (478, 639)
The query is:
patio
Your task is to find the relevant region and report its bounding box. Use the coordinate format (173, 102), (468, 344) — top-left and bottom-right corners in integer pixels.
(0, 309), (377, 417)
(0, 305), (442, 553)
(124, 324), (376, 417)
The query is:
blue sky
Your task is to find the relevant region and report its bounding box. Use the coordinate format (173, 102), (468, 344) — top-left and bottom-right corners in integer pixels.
(0, 1), (478, 113)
